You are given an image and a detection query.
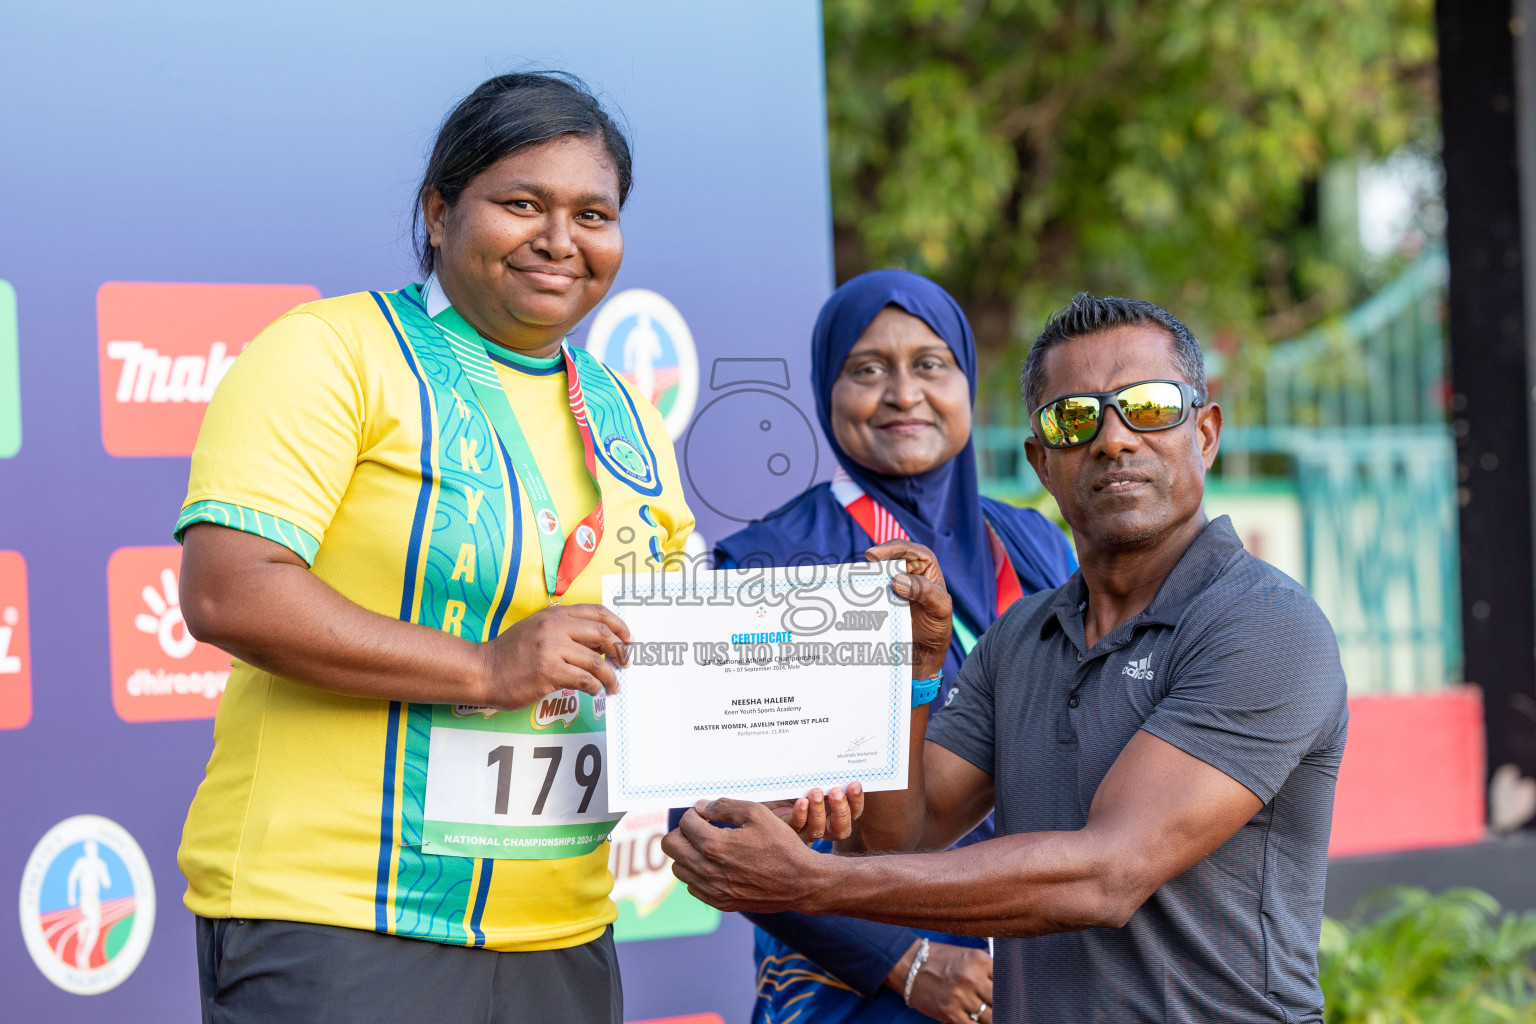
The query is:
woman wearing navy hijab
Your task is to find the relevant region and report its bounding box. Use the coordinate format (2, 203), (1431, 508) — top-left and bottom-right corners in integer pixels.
(715, 270), (1075, 1024)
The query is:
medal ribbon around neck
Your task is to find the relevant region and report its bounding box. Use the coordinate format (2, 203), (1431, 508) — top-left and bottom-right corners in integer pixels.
(831, 468), (1022, 653)
(427, 291), (604, 603)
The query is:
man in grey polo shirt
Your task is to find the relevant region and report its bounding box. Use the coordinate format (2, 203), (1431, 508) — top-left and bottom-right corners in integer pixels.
(665, 294), (1348, 1023)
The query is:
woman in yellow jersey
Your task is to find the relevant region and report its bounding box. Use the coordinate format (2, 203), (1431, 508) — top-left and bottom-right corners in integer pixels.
(174, 72), (727, 1023)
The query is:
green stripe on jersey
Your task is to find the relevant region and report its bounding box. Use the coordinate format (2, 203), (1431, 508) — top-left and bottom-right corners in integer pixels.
(175, 500), (320, 564)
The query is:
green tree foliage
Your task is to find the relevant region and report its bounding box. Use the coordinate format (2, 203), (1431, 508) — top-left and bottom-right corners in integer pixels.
(824, 0), (1438, 391)
(1320, 888), (1536, 1023)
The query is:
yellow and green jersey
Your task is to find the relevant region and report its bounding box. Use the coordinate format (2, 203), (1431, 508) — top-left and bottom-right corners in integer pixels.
(174, 285), (692, 952)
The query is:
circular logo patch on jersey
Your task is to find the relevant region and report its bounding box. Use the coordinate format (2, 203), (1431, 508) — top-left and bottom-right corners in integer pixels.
(537, 509), (560, 535)
(584, 289), (699, 441)
(18, 814), (156, 995)
(575, 525), (598, 552)
(604, 437), (646, 477)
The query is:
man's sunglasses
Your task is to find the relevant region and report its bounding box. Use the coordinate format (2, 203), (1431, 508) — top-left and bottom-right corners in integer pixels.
(1032, 380), (1202, 449)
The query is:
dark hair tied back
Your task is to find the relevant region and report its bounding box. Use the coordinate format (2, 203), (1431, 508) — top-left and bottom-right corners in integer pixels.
(412, 71), (633, 277)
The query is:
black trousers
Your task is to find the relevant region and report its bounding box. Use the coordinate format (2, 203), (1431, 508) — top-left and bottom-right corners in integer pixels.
(197, 916), (623, 1024)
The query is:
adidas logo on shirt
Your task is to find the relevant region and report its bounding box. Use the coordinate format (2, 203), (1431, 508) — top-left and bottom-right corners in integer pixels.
(1122, 656), (1155, 681)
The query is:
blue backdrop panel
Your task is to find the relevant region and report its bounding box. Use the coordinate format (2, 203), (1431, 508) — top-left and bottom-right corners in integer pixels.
(0, 2), (833, 1020)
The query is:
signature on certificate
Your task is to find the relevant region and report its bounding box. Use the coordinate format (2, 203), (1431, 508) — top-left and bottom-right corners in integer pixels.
(843, 734), (874, 755)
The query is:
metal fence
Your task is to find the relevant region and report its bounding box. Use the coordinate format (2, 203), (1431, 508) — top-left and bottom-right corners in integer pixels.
(977, 250), (1459, 693)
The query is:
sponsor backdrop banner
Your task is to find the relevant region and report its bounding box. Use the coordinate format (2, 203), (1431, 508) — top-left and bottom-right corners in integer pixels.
(0, 3), (834, 1020)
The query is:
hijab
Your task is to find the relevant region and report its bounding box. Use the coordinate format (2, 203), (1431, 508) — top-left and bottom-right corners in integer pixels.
(807, 270), (997, 643)
(716, 270), (1075, 680)
(714, 272), (1076, 860)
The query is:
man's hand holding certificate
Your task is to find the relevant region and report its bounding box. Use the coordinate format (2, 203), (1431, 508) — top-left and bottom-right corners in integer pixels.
(603, 541), (948, 824)
(645, 541), (952, 903)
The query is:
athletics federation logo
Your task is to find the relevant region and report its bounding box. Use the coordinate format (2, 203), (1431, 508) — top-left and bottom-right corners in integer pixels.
(18, 815), (156, 995)
(97, 281), (319, 456)
(0, 550), (31, 729)
(537, 509), (561, 535)
(1122, 655), (1155, 681)
(584, 289), (699, 441)
(575, 524), (598, 553)
(108, 546), (231, 722)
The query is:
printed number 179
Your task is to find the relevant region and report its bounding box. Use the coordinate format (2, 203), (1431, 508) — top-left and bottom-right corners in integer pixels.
(485, 744), (601, 816)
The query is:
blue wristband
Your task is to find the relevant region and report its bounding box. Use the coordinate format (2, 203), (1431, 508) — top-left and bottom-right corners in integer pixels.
(911, 673), (942, 707)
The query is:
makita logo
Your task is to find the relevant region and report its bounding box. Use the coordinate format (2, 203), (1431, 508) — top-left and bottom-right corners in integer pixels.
(96, 281), (319, 457)
(105, 341), (237, 404)
(1122, 656), (1155, 681)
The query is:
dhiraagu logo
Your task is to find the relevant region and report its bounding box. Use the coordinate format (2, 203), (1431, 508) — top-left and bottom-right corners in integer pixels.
(608, 809), (720, 942)
(0, 280), (19, 458)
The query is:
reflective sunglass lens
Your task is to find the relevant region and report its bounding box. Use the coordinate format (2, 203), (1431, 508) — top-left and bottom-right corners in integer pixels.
(1117, 382), (1185, 430)
(1045, 396), (1102, 447)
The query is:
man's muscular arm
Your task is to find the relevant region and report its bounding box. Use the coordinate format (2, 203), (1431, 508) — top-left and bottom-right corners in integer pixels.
(839, 737), (994, 855)
(666, 729), (1261, 936)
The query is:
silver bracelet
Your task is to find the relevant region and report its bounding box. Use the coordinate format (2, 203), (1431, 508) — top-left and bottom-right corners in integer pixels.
(902, 937), (931, 1004)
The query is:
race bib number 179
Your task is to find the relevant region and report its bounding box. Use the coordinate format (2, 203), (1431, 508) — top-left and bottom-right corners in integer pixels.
(421, 691), (622, 860)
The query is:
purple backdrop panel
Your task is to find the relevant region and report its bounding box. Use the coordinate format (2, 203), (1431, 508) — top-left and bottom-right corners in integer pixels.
(0, 2), (834, 1021)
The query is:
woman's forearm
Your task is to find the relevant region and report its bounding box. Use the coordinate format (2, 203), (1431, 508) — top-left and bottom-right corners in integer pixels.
(181, 524), (492, 706)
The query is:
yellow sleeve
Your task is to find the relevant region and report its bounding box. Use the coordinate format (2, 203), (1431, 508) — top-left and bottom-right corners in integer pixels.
(654, 448), (695, 559)
(175, 309), (364, 564)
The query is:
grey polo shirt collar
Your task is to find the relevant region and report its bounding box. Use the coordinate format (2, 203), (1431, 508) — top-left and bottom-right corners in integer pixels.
(1040, 515), (1246, 657)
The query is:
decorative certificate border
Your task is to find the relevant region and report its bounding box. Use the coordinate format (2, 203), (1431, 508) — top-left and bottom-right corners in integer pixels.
(609, 570), (908, 805)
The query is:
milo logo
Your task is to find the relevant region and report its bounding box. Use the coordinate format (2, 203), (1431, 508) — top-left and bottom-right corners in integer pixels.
(531, 689), (581, 729)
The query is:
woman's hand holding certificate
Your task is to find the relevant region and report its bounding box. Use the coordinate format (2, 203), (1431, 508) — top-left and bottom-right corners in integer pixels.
(872, 539), (955, 682)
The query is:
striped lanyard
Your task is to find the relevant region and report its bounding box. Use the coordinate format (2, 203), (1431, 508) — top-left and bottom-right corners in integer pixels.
(425, 284), (603, 603)
(831, 468), (1023, 653)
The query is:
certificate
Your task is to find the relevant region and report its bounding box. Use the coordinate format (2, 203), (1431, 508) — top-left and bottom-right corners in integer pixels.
(603, 560), (912, 811)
